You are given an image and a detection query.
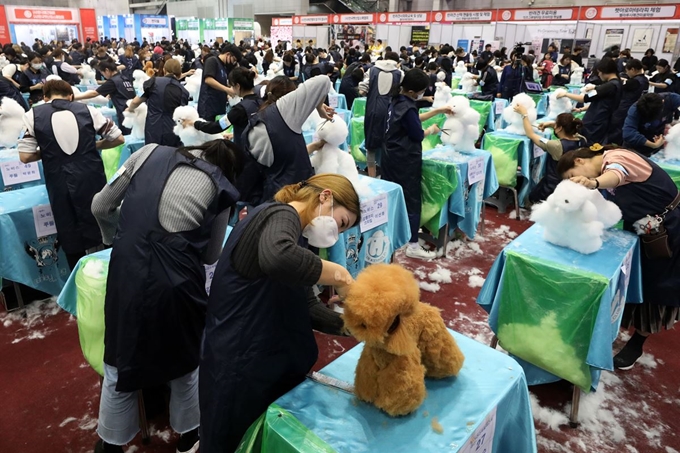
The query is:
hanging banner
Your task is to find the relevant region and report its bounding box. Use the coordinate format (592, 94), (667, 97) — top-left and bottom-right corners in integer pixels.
(500, 8), (577, 21)
(5, 6), (78, 23)
(581, 5), (680, 20)
(80, 8), (98, 42)
(431, 10), (496, 23)
(272, 18), (293, 26)
(0, 5), (10, 43)
(294, 15), (329, 25)
(377, 12), (430, 23)
(331, 13), (375, 24)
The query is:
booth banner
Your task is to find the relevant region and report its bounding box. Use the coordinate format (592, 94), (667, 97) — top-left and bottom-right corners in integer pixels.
(500, 8), (577, 21)
(432, 10), (496, 23)
(334, 24), (373, 42)
(5, 6), (79, 23)
(294, 15), (329, 25)
(411, 26), (430, 44)
(272, 18), (293, 26)
(140, 15), (167, 26)
(230, 18), (251, 30)
(377, 12), (430, 23)
(581, 5), (680, 20)
(331, 13), (375, 24)
(0, 6), (10, 43)
(80, 8), (98, 42)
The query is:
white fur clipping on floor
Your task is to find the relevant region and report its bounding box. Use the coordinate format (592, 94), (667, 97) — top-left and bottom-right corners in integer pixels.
(172, 105), (223, 146)
(310, 115), (370, 196)
(663, 123), (680, 161)
(530, 180), (622, 254)
(440, 96), (480, 152)
(184, 69), (202, 102)
(544, 89), (573, 121)
(121, 100), (147, 141)
(502, 93), (537, 135)
(0, 97), (27, 148)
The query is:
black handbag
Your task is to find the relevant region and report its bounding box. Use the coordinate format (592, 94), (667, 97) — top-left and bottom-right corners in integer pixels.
(639, 192), (680, 260)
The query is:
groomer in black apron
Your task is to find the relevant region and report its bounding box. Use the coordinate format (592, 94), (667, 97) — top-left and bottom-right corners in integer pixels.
(20, 52), (49, 106)
(0, 67), (29, 110)
(608, 59), (650, 145)
(18, 79), (124, 268)
(75, 61), (136, 135)
(197, 43), (242, 121)
(127, 58), (189, 146)
(226, 67), (264, 148)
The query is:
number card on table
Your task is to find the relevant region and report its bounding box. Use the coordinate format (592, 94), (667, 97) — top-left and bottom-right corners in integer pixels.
(1, 161), (41, 186)
(495, 101), (505, 115)
(33, 204), (58, 238)
(459, 406), (497, 453)
(360, 192), (388, 233)
(328, 94), (339, 109)
(467, 156), (485, 185)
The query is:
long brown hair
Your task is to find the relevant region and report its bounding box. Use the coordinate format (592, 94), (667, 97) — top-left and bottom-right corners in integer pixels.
(259, 75), (296, 111)
(556, 145), (618, 176)
(274, 174), (361, 227)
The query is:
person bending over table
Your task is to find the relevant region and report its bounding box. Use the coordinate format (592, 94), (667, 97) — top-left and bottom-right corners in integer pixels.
(514, 105), (587, 203)
(199, 174), (359, 453)
(383, 69), (453, 260)
(608, 59), (650, 146)
(90, 139), (242, 453)
(556, 58), (622, 145)
(558, 144), (680, 370)
(19, 79), (124, 269)
(622, 92), (680, 157)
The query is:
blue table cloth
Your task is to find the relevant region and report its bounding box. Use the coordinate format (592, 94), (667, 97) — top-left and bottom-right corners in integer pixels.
(328, 92), (348, 111)
(327, 176), (410, 279)
(477, 224), (643, 390)
(125, 136), (146, 154)
(0, 186), (71, 295)
(422, 147), (499, 239)
(0, 148), (45, 191)
(303, 109), (352, 152)
(275, 330), (537, 453)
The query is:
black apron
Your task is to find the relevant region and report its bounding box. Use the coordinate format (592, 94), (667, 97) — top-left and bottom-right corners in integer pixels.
(581, 78), (622, 145)
(33, 100), (105, 254)
(199, 202), (318, 453)
(606, 151), (680, 306)
(54, 61), (80, 85)
(624, 92), (679, 156)
(364, 66), (401, 150)
(106, 73), (136, 135)
(232, 95), (263, 149)
(145, 76), (189, 146)
(479, 66), (498, 97)
(383, 94), (422, 242)
(198, 55), (229, 121)
(552, 64), (571, 86)
(0, 75), (29, 111)
(529, 136), (587, 203)
(22, 68), (49, 104)
(609, 74), (649, 145)
(241, 103), (313, 204)
(104, 145), (239, 392)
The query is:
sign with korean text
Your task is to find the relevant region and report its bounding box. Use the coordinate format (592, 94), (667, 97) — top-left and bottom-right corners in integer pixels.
(360, 192), (388, 233)
(377, 12), (430, 23)
(273, 18), (293, 26)
(294, 15), (329, 25)
(432, 10), (495, 23)
(467, 157), (485, 185)
(232, 19), (252, 30)
(80, 8), (98, 42)
(411, 26), (430, 44)
(459, 407), (497, 453)
(0, 6), (10, 43)
(1, 161), (41, 187)
(502, 8), (576, 21)
(581, 5), (679, 20)
(6, 6), (78, 23)
(141, 16), (167, 26)
(332, 13), (375, 24)
(33, 204), (58, 238)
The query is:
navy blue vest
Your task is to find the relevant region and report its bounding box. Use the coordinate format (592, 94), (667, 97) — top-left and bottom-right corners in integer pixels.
(198, 55), (229, 121)
(200, 202), (317, 452)
(145, 76), (189, 146)
(23, 67), (49, 104)
(33, 100), (105, 253)
(232, 95), (263, 149)
(104, 145), (239, 392)
(552, 64), (571, 86)
(582, 78), (622, 144)
(107, 73), (136, 129)
(0, 76), (29, 111)
(53, 61), (80, 85)
(364, 66), (401, 150)
(529, 136), (587, 203)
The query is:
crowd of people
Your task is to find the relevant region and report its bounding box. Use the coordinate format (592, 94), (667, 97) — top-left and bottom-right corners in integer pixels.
(1, 31), (680, 453)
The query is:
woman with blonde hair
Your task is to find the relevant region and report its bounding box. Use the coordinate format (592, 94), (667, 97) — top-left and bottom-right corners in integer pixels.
(200, 173), (360, 453)
(118, 45), (141, 79)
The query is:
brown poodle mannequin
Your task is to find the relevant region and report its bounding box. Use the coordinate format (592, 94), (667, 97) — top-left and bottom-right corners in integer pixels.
(342, 263), (465, 416)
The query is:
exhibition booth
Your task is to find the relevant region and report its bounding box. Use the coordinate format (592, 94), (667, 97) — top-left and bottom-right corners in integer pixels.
(0, 5), (98, 44)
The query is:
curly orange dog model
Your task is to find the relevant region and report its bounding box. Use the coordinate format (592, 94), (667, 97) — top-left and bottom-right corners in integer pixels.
(342, 263), (465, 416)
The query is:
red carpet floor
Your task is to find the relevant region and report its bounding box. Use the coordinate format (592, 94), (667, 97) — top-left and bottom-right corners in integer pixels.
(1, 207), (679, 453)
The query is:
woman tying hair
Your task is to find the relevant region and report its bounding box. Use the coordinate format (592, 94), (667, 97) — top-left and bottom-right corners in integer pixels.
(556, 58), (622, 145)
(199, 174), (360, 453)
(513, 105), (587, 203)
(383, 69), (453, 260)
(557, 145), (680, 370)
(90, 139), (242, 453)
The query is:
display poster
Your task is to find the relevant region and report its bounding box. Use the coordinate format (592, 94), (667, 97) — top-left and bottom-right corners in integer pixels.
(411, 26), (430, 45)
(457, 39), (469, 52)
(560, 39), (574, 53)
(603, 29), (624, 52)
(663, 28), (678, 53)
(631, 28), (654, 53)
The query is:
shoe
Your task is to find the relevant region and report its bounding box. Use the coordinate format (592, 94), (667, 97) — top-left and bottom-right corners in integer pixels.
(405, 245), (437, 260)
(613, 344), (643, 370)
(177, 427), (200, 453)
(94, 440), (124, 453)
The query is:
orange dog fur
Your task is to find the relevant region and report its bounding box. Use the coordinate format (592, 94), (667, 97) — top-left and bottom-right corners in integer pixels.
(342, 263), (465, 416)
(144, 61), (155, 77)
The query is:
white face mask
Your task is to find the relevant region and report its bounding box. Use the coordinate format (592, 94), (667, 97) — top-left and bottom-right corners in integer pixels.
(302, 199), (339, 248)
(416, 92), (424, 100)
(32, 63), (42, 70)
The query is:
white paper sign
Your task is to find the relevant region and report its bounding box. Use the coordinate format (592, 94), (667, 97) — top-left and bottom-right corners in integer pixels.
(328, 94), (339, 109)
(1, 161), (41, 186)
(360, 192), (388, 233)
(494, 101), (504, 115)
(467, 156), (485, 185)
(460, 406), (497, 453)
(205, 262), (217, 295)
(33, 204), (58, 238)
(533, 144), (546, 158)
